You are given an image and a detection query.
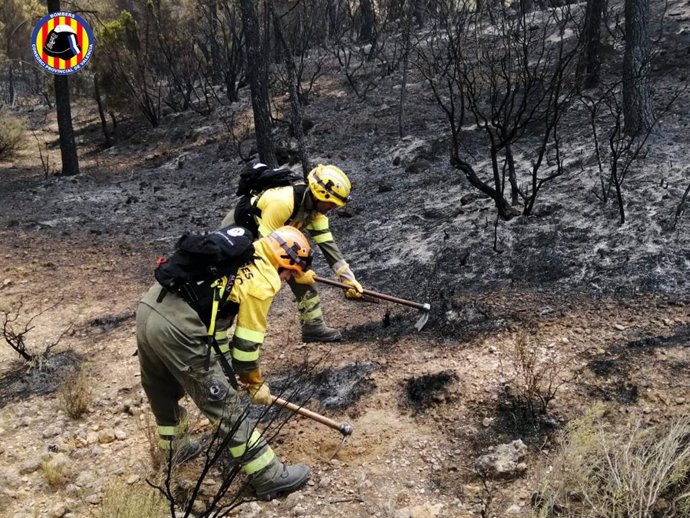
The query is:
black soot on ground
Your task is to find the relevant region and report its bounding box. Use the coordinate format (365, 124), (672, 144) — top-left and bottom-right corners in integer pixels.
(89, 312), (134, 331)
(273, 362), (377, 409)
(405, 371), (455, 411)
(0, 351), (81, 408)
(251, 362), (377, 423)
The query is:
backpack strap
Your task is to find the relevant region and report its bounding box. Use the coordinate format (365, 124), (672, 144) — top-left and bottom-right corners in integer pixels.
(289, 183), (309, 223)
(203, 278), (239, 389)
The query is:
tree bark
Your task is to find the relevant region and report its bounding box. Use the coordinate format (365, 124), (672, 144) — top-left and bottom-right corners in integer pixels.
(93, 73), (111, 146)
(359, 0), (376, 43)
(270, 2), (309, 173)
(239, 0), (276, 166)
(47, 0), (79, 176)
(623, 0), (654, 136)
(579, 0), (605, 89)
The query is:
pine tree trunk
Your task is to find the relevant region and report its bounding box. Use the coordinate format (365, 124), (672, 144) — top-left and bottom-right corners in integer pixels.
(579, 0), (605, 88)
(623, 0), (654, 136)
(47, 0), (80, 176)
(239, 0), (276, 166)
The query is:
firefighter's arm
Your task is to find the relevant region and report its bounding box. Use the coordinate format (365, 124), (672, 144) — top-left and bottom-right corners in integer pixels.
(230, 294), (272, 377)
(305, 214), (363, 299)
(305, 214), (343, 266)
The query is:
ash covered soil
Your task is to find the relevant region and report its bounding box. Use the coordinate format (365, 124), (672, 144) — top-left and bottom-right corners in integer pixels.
(1, 4), (690, 517)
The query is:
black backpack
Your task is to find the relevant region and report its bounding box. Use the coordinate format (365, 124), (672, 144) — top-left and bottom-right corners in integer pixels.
(236, 163), (301, 197)
(154, 225), (255, 325)
(234, 163), (308, 236)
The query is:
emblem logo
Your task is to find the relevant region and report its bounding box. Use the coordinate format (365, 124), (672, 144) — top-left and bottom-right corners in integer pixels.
(227, 228), (246, 237)
(31, 12), (94, 75)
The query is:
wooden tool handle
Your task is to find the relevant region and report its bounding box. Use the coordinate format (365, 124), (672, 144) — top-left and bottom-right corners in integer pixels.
(271, 396), (342, 431)
(314, 276), (430, 311)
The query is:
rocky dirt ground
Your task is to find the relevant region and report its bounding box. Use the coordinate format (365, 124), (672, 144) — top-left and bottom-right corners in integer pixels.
(1, 2), (690, 517)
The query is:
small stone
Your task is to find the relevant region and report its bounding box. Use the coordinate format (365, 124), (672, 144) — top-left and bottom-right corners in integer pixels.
(114, 429), (127, 441)
(98, 430), (115, 444)
(506, 504), (522, 514)
(42, 425), (61, 439)
(238, 501), (262, 518)
(19, 459), (41, 474)
(84, 493), (101, 505)
(482, 417), (492, 428)
(125, 475), (139, 485)
(676, 397), (686, 405)
(284, 491), (302, 509)
(613, 324), (626, 331)
(48, 503), (68, 518)
(409, 502), (443, 517)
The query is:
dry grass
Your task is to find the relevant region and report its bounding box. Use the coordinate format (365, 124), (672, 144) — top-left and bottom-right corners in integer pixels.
(532, 409), (690, 517)
(58, 366), (92, 419)
(0, 109), (25, 158)
(40, 455), (70, 487)
(99, 480), (169, 518)
(498, 327), (574, 423)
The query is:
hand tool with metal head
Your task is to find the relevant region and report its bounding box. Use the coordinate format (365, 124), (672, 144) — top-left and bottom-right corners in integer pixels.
(314, 276), (431, 331)
(270, 395), (353, 457)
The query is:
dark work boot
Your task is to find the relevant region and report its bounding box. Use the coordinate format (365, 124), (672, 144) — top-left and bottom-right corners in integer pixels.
(160, 438), (202, 465)
(301, 320), (342, 343)
(250, 462), (311, 501)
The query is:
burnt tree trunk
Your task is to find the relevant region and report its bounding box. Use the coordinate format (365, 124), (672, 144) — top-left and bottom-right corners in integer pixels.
(239, 0), (276, 166)
(359, 0), (376, 43)
(579, 0), (606, 88)
(623, 0), (654, 136)
(271, 3), (309, 173)
(47, 0), (79, 176)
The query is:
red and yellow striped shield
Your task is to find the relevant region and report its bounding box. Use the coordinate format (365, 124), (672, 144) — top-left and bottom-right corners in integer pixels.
(31, 11), (94, 75)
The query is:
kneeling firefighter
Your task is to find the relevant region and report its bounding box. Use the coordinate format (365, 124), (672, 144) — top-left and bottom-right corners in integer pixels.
(136, 225), (313, 500)
(222, 163), (364, 343)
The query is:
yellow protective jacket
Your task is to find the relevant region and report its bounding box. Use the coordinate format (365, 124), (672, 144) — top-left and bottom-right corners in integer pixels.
(140, 238), (282, 378)
(251, 185), (345, 269)
(223, 238), (281, 376)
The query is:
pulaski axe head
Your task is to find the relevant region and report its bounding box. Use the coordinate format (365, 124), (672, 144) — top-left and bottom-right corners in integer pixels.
(414, 303), (431, 331)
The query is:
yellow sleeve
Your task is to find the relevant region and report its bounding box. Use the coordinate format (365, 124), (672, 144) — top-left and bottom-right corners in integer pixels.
(256, 187), (295, 237)
(228, 260), (281, 374)
(230, 293), (272, 374)
(305, 213), (345, 267)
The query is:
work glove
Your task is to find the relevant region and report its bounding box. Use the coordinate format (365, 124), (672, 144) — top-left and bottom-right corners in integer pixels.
(294, 269), (316, 285)
(248, 383), (273, 405)
(238, 369), (272, 405)
(335, 262), (363, 299)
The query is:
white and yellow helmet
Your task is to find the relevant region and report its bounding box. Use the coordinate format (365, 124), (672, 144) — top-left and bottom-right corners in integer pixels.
(307, 164), (351, 207)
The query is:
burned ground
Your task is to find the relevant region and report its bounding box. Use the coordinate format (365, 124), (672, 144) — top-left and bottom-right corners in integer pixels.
(1, 1), (690, 516)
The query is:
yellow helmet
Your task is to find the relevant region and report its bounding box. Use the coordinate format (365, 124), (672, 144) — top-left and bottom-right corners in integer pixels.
(307, 164), (351, 207)
(265, 226), (313, 274)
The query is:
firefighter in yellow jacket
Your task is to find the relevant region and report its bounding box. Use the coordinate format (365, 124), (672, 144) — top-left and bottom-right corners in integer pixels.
(136, 226), (313, 500)
(222, 164), (363, 342)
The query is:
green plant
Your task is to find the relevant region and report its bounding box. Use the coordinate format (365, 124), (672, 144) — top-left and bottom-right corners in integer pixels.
(0, 107), (24, 159)
(532, 412), (690, 517)
(59, 366), (92, 419)
(99, 480), (168, 518)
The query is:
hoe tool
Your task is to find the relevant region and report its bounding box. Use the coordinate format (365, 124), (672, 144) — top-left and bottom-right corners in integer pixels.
(314, 276), (431, 331)
(270, 395), (353, 457)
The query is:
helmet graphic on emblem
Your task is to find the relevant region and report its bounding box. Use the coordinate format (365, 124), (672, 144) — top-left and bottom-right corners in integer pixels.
(44, 24), (80, 60)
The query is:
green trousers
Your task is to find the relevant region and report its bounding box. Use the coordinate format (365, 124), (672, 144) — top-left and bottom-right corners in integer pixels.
(136, 285), (279, 477)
